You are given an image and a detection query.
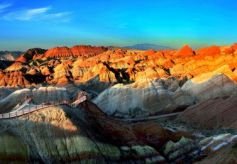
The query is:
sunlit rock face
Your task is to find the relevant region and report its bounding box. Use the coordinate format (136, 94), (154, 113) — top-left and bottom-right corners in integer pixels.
(182, 74), (237, 102)
(44, 45), (108, 58)
(94, 78), (195, 118)
(16, 48), (46, 63)
(173, 45), (195, 58)
(0, 71), (30, 87)
(1, 43), (237, 87)
(196, 45), (221, 58)
(177, 74), (237, 129)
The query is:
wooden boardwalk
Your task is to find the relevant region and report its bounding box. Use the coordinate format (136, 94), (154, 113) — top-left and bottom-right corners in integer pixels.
(0, 95), (87, 119)
(0, 93), (181, 122)
(121, 112), (182, 123)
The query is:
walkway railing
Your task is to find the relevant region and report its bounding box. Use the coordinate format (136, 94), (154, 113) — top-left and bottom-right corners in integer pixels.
(0, 95), (87, 119)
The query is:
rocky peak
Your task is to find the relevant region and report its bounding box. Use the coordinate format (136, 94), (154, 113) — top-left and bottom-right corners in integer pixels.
(16, 48), (46, 63)
(174, 44), (194, 57)
(197, 45), (221, 56)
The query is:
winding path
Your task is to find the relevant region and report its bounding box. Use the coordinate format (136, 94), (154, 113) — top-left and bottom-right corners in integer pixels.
(0, 92), (181, 121)
(0, 95), (87, 119)
(121, 112), (182, 123)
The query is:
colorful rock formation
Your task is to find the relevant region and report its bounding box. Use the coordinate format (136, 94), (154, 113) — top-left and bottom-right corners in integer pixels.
(94, 78), (194, 118)
(0, 87), (71, 113)
(178, 96), (237, 130)
(0, 98), (192, 163)
(0, 43), (237, 87)
(44, 45), (108, 58)
(16, 48), (46, 63)
(0, 71), (30, 87)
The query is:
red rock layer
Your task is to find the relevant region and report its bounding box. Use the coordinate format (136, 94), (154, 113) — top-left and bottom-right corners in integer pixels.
(1, 43), (237, 86)
(178, 96), (237, 130)
(44, 45), (108, 58)
(173, 45), (194, 58)
(80, 100), (192, 148)
(16, 48), (46, 63)
(196, 45), (221, 58)
(0, 71), (30, 87)
(16, 55), (27, 63)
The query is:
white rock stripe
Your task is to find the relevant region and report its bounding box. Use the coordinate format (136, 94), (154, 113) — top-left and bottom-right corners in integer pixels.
(200, 134), (237, 152)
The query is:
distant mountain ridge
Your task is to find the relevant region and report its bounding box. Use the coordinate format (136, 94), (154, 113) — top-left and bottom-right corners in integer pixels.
(0, 51), (22, 61)
(124, 43), (173, 50)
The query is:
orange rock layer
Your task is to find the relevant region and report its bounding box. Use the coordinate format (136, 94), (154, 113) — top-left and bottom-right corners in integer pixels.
(44, 45), (108, 58)
(1, 43), (237, 86)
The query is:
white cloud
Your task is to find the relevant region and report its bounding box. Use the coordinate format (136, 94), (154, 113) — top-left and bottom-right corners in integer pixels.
(5, 7), (51, 21)
(2, 6), (71, 22)
(0, 3), (11, 11)
(27, 7), (50, 16)
(44, 12), (72, 22)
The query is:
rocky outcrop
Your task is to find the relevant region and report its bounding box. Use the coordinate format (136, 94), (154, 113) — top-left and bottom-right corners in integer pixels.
(0, 87), (236, 163)
(1, 43), (237, 163)
(71, 45), (108, 58)
(162, 133), (237, 163)
(44, 45), (108, 58)
(0, 88), (13, 98)
(4, 62), (24, 72)
(0, 60), (14, 70)
(0, 71), (30, 87)
(52, 63), (72, 85)
(0, 100), (192, 163)
(1, 43), (237, 87)
(16, 48), (46, 63)
(181, 74), (237, 102)
(0, 87), (70, 113)
(0, 70), (48, 87)
(196, 45), (221, 57)
(0, 106), (121, 163)
(178, 96), (237, 129)
(45, 46), (73, 58)
(197, 138), (237, 164)
(94, 78), (194, 118)
(0, 51), (22, 61)
(173, 45), (195, 58)
(163, 137), (201, 162)
(80, 100), (193, 147)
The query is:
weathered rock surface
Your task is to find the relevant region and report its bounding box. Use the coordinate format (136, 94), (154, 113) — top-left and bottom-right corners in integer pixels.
(0, 87), (70, 113)
(0, 100), (191, 163)
(0, 51), (21, 61)
(163, 137), (201, 162)
(44, 45), (108, 58)
(16, 48), (46, 63)
(173, 45), (195, 58)
(0, 71), (30, 87)
(197, 142), (237, 164)
(0, 106), (121, 163)
(197, 134), (237, 164)
(0, 88), (236, 163)
(178, 96), (237, 129)
(94, 78), (194, 118)
(1, 43), (237, 163)
(181, 74), (237, 102)
(1, 43), (237, 87)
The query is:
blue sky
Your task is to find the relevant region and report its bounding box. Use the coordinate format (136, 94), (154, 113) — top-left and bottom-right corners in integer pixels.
(0, 0), (236, 50)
